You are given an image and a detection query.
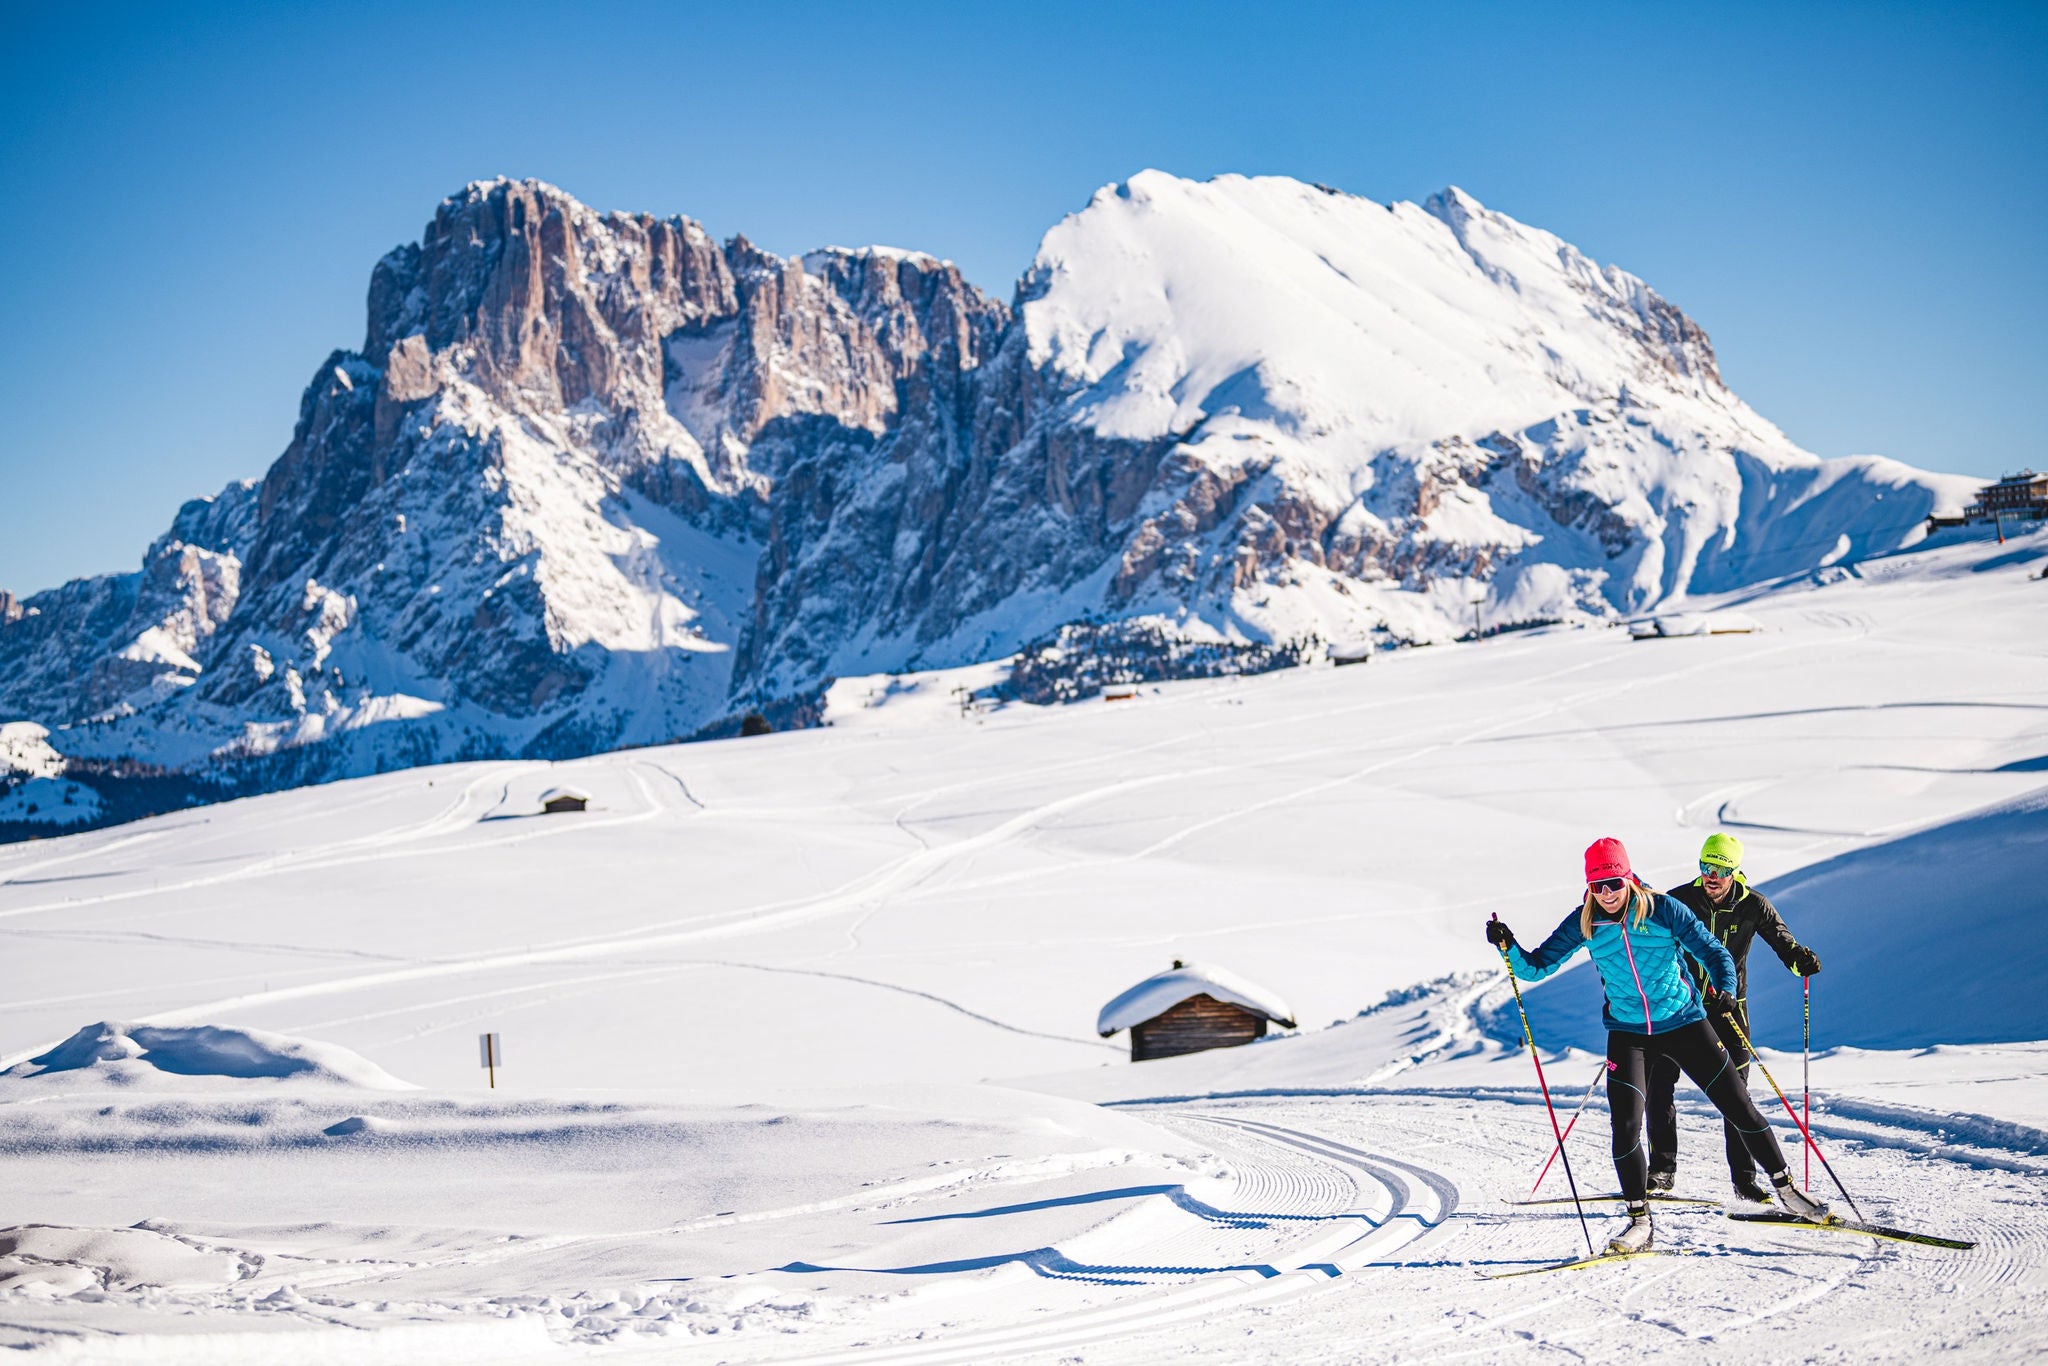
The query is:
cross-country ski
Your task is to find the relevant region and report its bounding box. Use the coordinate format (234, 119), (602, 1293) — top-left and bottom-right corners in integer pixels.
(1727, 1211), (1978, 1251)
(1483, 1247), (1698, 1279)
(1509, 1193), (1720, 1207)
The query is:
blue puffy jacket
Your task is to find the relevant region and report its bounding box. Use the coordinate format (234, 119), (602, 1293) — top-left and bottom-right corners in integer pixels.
(1508, 890), (1739, 1035)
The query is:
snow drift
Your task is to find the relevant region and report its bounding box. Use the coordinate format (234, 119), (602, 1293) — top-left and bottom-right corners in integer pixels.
(2, 1021), (416, 1091)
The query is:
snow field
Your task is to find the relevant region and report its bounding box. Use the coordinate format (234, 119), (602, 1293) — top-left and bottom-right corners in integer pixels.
(0, 526), (2043, 1359)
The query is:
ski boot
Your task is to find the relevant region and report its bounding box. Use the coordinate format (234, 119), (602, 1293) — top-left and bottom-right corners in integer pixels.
(1607, 1202), (1654, 1254)
(1732, 1171), (1774, 1204)
(1772, 1174), (1831, 1223)
(1647, 1168), (1676, 1194)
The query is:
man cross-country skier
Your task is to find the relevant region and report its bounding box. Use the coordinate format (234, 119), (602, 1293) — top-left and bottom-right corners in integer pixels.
(1486, 836), (1828, 1255)
(1647, 831), (1823, 1203)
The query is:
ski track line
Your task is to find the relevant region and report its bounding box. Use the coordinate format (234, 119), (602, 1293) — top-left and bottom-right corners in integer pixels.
(874, 655), (1642, 909)
(0, 767), (1199, 1069)
(1321, 1095), (2018, 1364)
(263, 1150), (1192, 1302)
(1093, 645), (1660, 860)
(838, 634), (1627, 911)
(0, 827), (178, 888)
(670, 959), (1119, 1052)
(289, 961), (708, 1037)
(1682, 1252), (1867, 1338)
(0, 763), (533, 923)
(125, 1115), (1383, 1341)
(635, 757), (707, 810)
(0, 757), (693, 931)
(0, 965), (351, 1018)
(165, 775), (477, 866)
(749, 1111), (1458, 1366)
(903, 630), (1818, 905)
(301, 756), (1166, 995)
(0, 924), (411, 965)
(297, 955), (1115, 1056)
(1112, 654), (1664, 863)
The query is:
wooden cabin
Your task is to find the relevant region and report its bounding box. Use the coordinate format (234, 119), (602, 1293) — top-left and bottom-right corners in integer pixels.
(1130, 994), (1270, 1061)
(1097, 960), (1296, 1063)
(538, 786), (589, 814)
(1630, 612), (1760, 641)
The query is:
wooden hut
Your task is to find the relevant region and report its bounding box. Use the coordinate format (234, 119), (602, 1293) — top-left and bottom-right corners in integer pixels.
(538, 786), (589, 815)
(1097, 960), (1296, 1062)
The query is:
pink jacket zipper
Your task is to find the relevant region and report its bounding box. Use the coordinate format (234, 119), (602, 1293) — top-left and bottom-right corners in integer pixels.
(1618, 919), (1654, 1034)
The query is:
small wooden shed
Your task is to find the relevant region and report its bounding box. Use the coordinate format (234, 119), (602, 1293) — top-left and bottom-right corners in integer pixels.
(1329, 643), (1373, 668)
(1097, 960), (1297, 1062)
(1629, 611), (1760, 641)
(538, 786), (589, 815)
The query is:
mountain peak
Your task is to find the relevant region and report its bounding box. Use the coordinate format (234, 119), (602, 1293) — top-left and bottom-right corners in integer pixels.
(0, 174), (1971, 837)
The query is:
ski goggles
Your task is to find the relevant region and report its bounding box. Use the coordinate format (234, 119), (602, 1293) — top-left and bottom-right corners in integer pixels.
(1698, 862), (1738, 879)
(1588, 876), (1629, 893)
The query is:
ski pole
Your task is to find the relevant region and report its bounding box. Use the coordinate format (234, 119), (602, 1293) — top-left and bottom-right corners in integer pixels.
(1493, 915), (1595, 1257)
(1803, 976), (1811, 1192)
(1529, 1059), (1608, 1197)
(1723, 1009), (1864, 1222)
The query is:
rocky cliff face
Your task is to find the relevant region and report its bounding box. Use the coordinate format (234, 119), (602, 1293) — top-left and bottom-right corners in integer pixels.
(0, 173), (1974, 821)
(24, 179), (1005, 781)
(0, 482), (257, 726)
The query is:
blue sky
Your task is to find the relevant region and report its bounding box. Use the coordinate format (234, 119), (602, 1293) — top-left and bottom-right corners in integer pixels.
(1, 1), (2041, 595)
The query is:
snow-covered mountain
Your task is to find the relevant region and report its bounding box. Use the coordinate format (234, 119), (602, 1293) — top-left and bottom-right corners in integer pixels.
(0, 172), (1975, 822)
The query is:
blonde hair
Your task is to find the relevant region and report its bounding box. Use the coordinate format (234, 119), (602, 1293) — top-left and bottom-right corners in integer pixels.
(1581, 880), (1652, 939)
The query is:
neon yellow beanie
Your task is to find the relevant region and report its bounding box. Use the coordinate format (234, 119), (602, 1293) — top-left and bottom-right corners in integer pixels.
(1700, 832), (1744, 870)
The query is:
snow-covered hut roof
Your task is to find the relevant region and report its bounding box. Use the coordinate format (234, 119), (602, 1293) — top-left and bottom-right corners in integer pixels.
(1096, 960), (1296, 1037)
(538, 786), (590, 804)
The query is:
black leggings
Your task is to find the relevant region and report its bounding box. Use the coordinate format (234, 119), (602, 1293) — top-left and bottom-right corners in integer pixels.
(1647, 1010), (1755, 1178)
(1608, 1019), (1784, 1202)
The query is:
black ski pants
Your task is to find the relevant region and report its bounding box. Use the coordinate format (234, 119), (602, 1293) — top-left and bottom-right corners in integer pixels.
(1608, 1019), (1784, 1203)
(1646, 1009), (1755, 1180)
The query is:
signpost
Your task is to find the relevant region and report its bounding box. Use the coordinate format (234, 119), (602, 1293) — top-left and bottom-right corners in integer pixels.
(479, 1032), (502, 1089)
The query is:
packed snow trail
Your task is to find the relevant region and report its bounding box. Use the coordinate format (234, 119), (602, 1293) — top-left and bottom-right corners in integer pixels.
(741, 1112), (1457, 1366)
(918, 1094), (2047, 1366)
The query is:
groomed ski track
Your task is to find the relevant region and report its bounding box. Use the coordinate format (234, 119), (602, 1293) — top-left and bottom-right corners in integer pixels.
(656, 1088), (2047, 1365)
(749, 1113), (1458, 1365)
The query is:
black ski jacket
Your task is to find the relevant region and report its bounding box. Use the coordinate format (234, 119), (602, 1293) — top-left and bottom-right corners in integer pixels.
(1664, 878), (1806, 1019)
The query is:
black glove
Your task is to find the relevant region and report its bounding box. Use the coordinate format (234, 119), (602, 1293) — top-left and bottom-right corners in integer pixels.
(1791, 946), (1822, 977)
(1485, 918), (1517, 951)
(1703, 986), (1739, 1018)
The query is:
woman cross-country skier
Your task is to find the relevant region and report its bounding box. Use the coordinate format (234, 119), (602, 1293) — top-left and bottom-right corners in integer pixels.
(1646, 831), (1823, 1203)
(1485, 836), (1829, 1254)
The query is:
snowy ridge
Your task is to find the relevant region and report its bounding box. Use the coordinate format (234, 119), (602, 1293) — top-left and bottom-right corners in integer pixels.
(1008, 171), (1973, 653)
